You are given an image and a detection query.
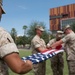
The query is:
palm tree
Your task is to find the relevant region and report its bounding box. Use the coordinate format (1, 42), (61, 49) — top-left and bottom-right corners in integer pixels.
(23, 25), (28, 36)
(10, 28), (17, 42)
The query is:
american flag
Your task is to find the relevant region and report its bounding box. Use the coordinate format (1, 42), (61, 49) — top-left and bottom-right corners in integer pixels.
(21, 49), (64, 64)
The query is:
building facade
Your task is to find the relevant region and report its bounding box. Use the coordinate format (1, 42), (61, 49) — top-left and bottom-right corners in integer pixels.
(49, 3), (75, 32)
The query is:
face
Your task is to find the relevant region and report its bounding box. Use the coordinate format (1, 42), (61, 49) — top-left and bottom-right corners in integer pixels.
(64, 29), (69, 35)
(56, 33), (63, 40)
(36, 29), (43, 36)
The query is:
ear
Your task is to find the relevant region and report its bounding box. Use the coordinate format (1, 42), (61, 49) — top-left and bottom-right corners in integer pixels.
(0, 7), (2, 20)
(0, 6), (5, 21)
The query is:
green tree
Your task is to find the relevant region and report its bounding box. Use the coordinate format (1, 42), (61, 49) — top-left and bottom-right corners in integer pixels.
(10, 28), (17, 42)
(71, 23), (75, 32)
(23, 25), (28, 36)
(16, 36), (28, 47)
(27, 21), (49, 44)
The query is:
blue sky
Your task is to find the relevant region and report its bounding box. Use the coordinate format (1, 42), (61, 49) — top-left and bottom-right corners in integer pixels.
(0, 0), (75, 35)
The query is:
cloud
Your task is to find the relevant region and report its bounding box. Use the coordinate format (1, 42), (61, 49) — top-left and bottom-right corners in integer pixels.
(17, 34), (23, 36)
(18, 5), (27, 10)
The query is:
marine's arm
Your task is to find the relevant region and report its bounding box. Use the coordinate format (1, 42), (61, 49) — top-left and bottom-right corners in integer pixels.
(3, 53), (32, 74)
(50, 40), (63, 48)
(47, 39), (55, 49)
(0, 30), (33, 74)
(50, 34), (71, 48)
(32, 38), (47, 52)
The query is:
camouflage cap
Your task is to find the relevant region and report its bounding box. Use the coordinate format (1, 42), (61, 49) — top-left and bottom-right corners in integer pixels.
(35, 25), (44, 31)
(63, 25), (71, 32)
(57, 30), (63, 34)
(56, 30), (63, 38)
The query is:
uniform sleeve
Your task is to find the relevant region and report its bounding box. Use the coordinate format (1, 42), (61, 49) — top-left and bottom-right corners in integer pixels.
(61, 34), (71, 43)
(47, 39), (55, 47)
(0, 30), (19, 58)
(0, 43), (19, 58)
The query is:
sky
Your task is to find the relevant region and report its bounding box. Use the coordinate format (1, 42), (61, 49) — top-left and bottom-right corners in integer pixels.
(0, 0), (75, 35)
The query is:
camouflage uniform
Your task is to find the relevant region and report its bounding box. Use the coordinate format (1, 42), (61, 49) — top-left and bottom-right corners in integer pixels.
(31, 35), (46, 75)
(47, 39), (64, 75)
(0, 1), (18, 75)
(0, 27), (19, 75)
(62, 32), (75, 75)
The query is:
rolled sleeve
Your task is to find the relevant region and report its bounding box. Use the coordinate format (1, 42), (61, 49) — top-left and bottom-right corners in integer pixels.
(61, 38), (66, 43)
(47, 39), (55, 47)
(61, 34), (71, 43)
(0, 43), (19, 58)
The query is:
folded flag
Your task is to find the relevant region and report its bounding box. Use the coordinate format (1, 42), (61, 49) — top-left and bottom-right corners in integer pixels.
(55, 44), (62, 50)
(22, 49), (64, 64)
